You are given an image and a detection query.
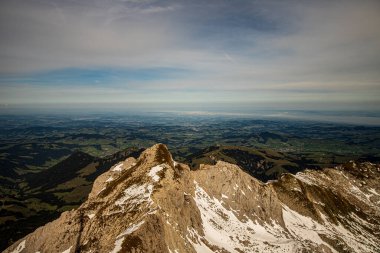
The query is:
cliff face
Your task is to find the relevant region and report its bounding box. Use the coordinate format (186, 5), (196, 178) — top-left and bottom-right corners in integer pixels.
(4, 144), (380, 253)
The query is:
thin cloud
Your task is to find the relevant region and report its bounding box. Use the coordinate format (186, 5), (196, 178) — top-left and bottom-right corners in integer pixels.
(0, 0), (379, 109)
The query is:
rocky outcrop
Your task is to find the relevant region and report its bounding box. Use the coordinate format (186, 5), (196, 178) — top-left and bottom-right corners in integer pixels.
(4, 144), (380, 253)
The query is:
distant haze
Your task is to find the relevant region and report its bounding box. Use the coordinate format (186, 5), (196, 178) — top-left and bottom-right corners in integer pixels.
(0, 0), (380, 111)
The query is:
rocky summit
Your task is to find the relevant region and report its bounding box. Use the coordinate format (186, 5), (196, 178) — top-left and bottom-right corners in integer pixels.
(4, 144), (380, 253)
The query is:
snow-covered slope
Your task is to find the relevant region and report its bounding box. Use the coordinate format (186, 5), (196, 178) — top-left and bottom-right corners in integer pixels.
(4, 144), (380, 253)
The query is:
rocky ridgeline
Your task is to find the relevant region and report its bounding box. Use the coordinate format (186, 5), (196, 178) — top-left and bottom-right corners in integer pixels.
(4, 144), (380, 253)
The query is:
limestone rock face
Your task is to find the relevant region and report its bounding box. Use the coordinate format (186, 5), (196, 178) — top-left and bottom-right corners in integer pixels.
(4, 144), (380, 253)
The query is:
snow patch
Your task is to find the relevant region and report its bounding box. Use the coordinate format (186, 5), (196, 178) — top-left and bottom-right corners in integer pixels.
(193, 181), (294, 252)
(282, 205), (378, 252)
(149, 165), (164, 182)
(97, 187), (106, 196)
(191, 180), (379, 252)
(87, 213), (95, 219)
(117, 220), (145, 238)
(187, 229), (215, 253)
(106, 176), (114, 183)
(190, 238), (215, 253)
(282, 205), (327, 246)
(292, 187), (302, 193)
(61, 246), (73, 253)
(10, 240), (25, 253)
(109, 237), (124, 253)
(112, 163), (124, 172)
(312, 201), (325, 206)
(295, 173), (316, 185)
(114, 183), (154, 211)
(368, 188), (380, 196)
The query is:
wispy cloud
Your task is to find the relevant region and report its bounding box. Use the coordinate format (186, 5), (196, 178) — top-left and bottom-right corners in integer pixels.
(0, 0), (379, 109)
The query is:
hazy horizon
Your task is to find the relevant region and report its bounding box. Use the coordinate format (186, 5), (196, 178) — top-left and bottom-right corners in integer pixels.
(1, 103), (380, 126)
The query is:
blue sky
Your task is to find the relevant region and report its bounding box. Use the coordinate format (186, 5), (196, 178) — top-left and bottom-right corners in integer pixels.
(0, 0), (379, 111)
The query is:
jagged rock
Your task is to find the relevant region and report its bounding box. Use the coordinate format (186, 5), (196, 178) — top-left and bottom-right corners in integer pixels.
(4, 144), (380, 253)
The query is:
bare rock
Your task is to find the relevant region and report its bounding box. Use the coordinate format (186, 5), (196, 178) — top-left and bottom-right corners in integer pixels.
(4, 144), (380, 253)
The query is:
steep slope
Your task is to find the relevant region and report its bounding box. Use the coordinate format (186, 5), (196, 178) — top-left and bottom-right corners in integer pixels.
(25, 148), (144, 190)
(4, 144), (380, 253)
(0, 147), (144, 252)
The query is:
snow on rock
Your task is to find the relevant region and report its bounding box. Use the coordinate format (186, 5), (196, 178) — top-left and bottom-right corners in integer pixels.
(112, 163), (124, 172)
(109, 237), (124, 253)
(97, 187), (106, 196)
(118, 220), (145, 238)
(167, 247), (180, 253)
(10, 240), (25, 253)
(3, 144), (379, 253)
(282, 205), (328, 246)
(312, 200), (325, 206)
(148, 165), (164, 182)
(109, 221), (145, 253)
(295, 173), (317, 185)
(115, 184), (153, 211)
(106, 176), (114, 183)
(324, 212), (377, 252)
(368, 188), (380, 196)
(292, 187), (303, 193)
(61, 246), (72, 253)
(282, 205), (377, 253)
(192, 181), (293, 252)
(187, 229), (215, 253)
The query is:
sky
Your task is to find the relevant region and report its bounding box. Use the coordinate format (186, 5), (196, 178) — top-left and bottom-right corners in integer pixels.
(0, 0), (379, 111)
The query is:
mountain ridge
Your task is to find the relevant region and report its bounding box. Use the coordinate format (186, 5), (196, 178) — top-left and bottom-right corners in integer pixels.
(185, 145), (320, 182)
(3, 144), (380, 253)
